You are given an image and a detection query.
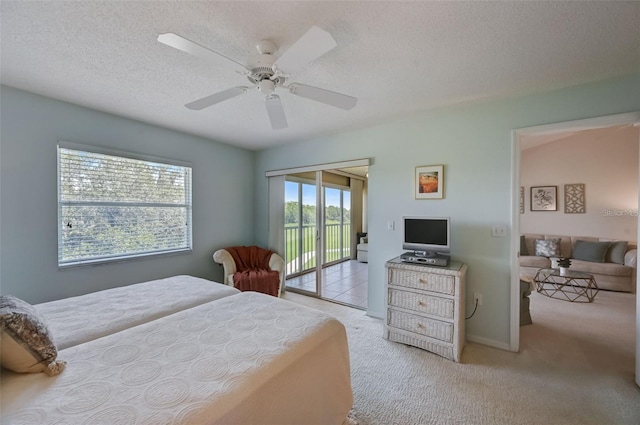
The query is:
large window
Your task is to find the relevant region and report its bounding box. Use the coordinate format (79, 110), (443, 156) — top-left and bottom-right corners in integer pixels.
(57, 142), (192, 267)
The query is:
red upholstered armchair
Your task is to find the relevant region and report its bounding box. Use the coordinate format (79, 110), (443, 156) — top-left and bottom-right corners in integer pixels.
(213, 246), (286, 297)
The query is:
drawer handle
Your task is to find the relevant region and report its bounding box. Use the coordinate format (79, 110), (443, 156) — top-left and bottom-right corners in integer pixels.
(418, 278), (429, 284)
(417, 300), (426, 307)
(416, 323), (425, 329)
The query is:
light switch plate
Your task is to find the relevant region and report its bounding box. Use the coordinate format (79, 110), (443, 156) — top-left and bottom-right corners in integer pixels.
(491, 225), (506, 237)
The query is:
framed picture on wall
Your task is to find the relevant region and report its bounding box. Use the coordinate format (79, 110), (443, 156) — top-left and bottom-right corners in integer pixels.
(530, 186), (557, 211)
(564, 183), (586, 213)
(415, 165), (444, 199)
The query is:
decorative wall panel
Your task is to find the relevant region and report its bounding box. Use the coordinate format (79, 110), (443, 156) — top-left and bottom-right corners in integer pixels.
(564, 183), (585, 214)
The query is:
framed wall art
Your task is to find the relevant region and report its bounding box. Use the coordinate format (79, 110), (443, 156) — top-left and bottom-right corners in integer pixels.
(564, 183), (585, 213)
(530, 186), (557, 211)
(415, 165), (444, 199)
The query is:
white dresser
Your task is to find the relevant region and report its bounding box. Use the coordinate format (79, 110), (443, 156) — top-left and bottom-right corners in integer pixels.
(384, 257), (467, 362)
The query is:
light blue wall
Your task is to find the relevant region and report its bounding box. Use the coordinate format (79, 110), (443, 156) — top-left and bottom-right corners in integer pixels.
(254, 74), (640, 346)
(2, 74), (638, 345)
(0, 86), (255, 304)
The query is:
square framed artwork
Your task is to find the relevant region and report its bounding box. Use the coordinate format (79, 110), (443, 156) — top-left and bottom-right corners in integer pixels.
(530, 186), (557, 211)
(415, 165), (444, 199)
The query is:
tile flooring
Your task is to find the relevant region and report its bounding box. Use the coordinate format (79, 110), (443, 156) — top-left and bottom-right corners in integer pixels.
(285, 260), (368, 309)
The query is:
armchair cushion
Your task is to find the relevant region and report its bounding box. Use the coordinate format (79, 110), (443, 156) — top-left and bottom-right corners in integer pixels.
(232, 269), (280, 297)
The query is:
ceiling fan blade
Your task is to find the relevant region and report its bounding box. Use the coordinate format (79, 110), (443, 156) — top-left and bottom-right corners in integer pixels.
(185, 86), (249, 110)
(157, 33), (247, 74)
(265, 95), (288, 130)
(289, 84), (357, 110)
(273, 26), (337, 75)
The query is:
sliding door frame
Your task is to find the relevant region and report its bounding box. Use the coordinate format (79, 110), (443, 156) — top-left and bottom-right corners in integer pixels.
(267, 158), (371, 299)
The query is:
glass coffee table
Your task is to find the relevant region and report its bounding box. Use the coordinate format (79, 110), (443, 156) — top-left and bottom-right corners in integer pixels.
(534, 268), (599, 303)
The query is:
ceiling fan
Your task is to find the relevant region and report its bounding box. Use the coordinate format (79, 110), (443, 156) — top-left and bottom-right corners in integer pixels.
(157, 26), (357, 130)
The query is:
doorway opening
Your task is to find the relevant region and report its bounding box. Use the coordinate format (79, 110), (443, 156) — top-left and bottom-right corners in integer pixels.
(510, 112), (640, 386)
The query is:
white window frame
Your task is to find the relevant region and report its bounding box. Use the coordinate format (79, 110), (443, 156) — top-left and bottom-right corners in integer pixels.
(57, 141), (193, 268)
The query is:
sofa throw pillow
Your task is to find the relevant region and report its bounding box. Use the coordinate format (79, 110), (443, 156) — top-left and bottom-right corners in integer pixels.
(0, 295), (66, 376)
(572, 240), (611, 263)
(520, 235), (528, 256)
(534, 238), (560, 257)
(605, 241), (628, 265)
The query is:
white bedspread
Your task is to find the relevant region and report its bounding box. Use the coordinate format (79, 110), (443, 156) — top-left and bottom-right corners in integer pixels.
(2, 292), (353, 425)
(35, 275), (239, 350)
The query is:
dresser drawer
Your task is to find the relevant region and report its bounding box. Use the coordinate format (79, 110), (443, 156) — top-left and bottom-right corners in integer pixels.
(388, 269), (455, 295)
(388, 288), (454, 319)
(387, 309), (453, 342)
(386, 329), (454, 360)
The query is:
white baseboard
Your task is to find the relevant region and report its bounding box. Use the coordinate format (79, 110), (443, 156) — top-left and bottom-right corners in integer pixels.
(466, 334), (513, 352)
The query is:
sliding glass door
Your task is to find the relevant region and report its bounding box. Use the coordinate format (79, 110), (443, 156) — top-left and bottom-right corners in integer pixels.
(284, 173), (355, 296)
(284, 172), (322, 295)
(284, 179), (318, 277)
(266, 158), (369, 307)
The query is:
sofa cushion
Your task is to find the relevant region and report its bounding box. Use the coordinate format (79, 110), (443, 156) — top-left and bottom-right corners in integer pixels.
(570, 260), (632, 277)
(605, 241), (628, 265)
(534, 238), (560, 257)
(0, 295), (66, 376)
(519, 256), (551, 268)
(572, 240), (611, 263)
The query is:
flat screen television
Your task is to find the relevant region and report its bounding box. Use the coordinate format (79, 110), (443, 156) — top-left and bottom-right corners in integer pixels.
(402, 216), (450, 257)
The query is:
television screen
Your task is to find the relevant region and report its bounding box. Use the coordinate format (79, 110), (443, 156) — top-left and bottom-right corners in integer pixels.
(403, 217), (450, 255)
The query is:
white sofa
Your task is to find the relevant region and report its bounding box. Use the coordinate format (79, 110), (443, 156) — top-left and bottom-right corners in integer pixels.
(1, 275), (353, 424)
(520, 234), (637, 293)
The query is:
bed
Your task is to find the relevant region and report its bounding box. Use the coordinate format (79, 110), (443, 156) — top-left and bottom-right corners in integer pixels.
(34, 275), (240, 350)
(1, 278), (353, 424)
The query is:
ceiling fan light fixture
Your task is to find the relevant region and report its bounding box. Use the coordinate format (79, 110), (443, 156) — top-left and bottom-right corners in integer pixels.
(256, 40), (277, 55)
(258, 79), (275, 96)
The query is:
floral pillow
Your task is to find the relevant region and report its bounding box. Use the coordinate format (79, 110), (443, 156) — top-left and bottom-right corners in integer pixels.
(534, 238), (560, 257)
(0, 295), (66, 376)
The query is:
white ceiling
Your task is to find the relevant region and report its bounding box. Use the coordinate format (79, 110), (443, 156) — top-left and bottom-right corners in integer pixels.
(1, 1), (638, 150)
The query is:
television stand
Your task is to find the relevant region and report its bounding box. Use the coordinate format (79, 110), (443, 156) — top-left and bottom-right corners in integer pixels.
(401, 251), (450, 267)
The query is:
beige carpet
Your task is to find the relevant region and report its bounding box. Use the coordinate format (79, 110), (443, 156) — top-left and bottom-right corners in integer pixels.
(283, 289), (640, 425)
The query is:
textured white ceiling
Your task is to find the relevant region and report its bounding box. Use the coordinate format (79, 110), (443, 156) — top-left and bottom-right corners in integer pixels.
(1, 1), (639, 150)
